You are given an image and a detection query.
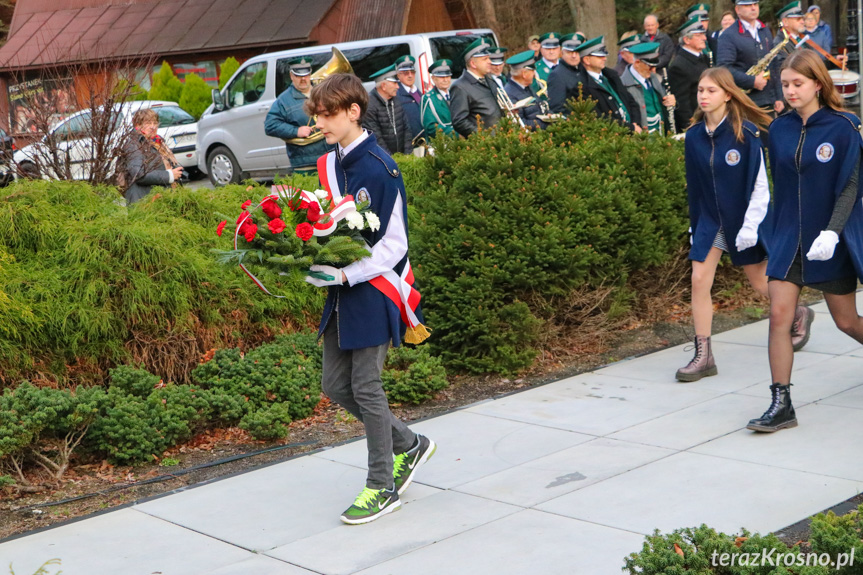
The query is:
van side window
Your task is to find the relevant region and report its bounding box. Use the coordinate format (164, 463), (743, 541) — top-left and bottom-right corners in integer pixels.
(227, 62), (268, 108)
(430, 34), (497, 78)
(342, 44), (411, 82)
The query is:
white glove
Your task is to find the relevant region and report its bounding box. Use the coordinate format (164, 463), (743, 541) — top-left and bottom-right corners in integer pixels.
(688, 227), (693, 246)
(305, 264), (345, 287)
(735, 225), (758, 251)
(806, 230), (840, 261)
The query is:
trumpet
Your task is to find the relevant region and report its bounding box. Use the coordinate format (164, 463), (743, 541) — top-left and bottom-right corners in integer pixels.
(494, 83), (528, 128)
(286, 48), (354, 146)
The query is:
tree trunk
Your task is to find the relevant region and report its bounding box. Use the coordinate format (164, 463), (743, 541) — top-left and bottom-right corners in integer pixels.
(573, 0), (618, 60)
(471, 0), (501, 34)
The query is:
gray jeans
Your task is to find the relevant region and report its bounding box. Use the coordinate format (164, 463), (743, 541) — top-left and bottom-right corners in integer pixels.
(322, 317), (416, 489)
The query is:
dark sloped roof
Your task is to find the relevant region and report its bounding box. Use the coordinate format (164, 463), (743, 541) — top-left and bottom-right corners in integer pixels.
(0, 0), (338, 71)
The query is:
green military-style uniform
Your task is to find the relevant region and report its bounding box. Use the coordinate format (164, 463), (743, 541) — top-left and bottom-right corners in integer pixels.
(422, 60), (455, 137)
(488, 47), (508, 89)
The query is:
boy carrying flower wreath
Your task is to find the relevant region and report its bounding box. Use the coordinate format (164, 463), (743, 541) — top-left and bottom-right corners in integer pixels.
(302, 73), (435, 525)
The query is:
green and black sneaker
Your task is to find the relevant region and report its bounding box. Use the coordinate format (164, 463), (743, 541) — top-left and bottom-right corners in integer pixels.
(340, 486), (401, 525)
(393, 435), (437, 495)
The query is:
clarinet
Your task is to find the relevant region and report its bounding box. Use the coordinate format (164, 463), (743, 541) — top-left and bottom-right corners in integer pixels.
(661, 68), (677, 135)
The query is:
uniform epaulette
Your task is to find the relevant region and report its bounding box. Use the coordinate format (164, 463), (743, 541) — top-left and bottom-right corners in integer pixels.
(685, 120), (703, 133)
(827, 109), (862, 131)
(367, 150), (401, 178)
(742, 121), (760, 138)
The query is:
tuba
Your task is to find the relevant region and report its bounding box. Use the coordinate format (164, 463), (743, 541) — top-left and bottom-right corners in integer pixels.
(285, 48), (354, 146)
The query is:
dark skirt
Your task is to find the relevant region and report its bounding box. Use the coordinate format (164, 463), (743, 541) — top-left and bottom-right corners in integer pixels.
(768, 253), (858, 295)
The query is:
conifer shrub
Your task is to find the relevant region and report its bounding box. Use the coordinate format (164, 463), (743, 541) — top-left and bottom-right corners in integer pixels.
(219, 57), (241, 89)
(809, 505), (863, 574)
(381, 345), (448, 404)
(407, 105), (687, 373)
(178, 72), (212, 119)
(0, 179), (323, 385)
(148, 61), (183, 103)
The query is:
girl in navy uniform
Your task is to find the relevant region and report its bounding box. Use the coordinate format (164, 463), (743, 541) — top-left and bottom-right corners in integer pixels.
(677, 67), (774, 382)
(749, 50), (863, 432)
(303, 74), (436, 524)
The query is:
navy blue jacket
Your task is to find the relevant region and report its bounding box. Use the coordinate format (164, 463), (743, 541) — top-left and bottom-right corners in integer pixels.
(685, 118), (769, 265)
(717, 20), (781, 108)
(547, 61), (584, 115)
(504, 79), (547, 129)
(264, 85), (331, 170)
(767, 108), (863, 283)
(396, 83), (424, 144)
(317, 132), (423, 349)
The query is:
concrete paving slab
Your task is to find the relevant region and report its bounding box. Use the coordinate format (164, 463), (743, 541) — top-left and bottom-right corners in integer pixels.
(594, 341), (833, 391)
(809, 291), (863, 314)
(467, 373), (725, 436)
(137, 455), (438, 553)
(205, 556), (317, 575)
(691, 403), (863, 482)
(354, 509), (645, 575)
(267, 490), (519, 574)
(453, 438), (674, 507)
(312, 411), (595, 489)
(0, 509), (252, 575)
(734, 354), (863, 404)
(608, 392), (767, 450)
(818, 382), (863, 409)
(535, 451), (863, 535)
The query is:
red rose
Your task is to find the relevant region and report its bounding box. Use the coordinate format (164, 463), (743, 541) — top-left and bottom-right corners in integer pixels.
(243, 223), (258, 242)
(306, 202), (322, 223)
(241, 200), (253, 210)
(268, 218), (286, 234)
(295, 222), (314, 241)
(261, 198), (282, 219)
(216, 220), (227, 237)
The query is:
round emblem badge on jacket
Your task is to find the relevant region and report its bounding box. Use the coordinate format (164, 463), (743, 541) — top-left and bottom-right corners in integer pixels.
(725, 149), (740, 166)
(816, 143), (834, 163)
(356, 188), (371, 204)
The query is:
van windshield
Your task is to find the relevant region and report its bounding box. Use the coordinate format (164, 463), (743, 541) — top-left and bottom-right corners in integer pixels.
(275, 44), (413, 94)
(430, 33), (498, 78)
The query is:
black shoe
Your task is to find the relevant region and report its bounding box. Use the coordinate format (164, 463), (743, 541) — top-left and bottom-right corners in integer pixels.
(747, 383), (798, 432)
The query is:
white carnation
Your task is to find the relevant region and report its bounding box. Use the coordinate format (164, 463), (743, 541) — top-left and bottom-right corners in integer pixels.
(314, 189), (329, 199)
(345, 212), (364, 230)
(365, 212), (381, 232)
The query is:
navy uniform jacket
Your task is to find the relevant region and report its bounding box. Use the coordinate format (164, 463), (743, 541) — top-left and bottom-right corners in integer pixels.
(264, 85), (331, 169)
(547, 61), (585, 115)
(396, 83), (424, 144)
(717, 19), (781, 108)
(685, 118), (768, 265)
(667, 48), (709, 129)
(767, 108), (863, 283)
(504, 79), (547, 129)
(580, 68), (640, 129)
(317, 132), (423, 349)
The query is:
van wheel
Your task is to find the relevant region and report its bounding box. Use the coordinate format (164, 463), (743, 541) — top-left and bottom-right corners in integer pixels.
(207, 146), (241, 186)
(18, 162), (39, 179)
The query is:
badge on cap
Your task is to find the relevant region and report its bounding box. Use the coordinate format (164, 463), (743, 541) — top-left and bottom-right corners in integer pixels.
(726, 149), (741, 166)
(817, 143), (834, 163)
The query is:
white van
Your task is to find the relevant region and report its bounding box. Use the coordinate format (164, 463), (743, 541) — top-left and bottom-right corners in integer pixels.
(197, 29), (497, 186)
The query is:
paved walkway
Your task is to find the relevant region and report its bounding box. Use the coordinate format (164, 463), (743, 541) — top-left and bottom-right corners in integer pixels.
(3, 294), (863, 575)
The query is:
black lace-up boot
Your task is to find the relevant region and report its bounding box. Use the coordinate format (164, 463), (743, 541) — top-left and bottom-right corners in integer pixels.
(747, 383), (797, 432)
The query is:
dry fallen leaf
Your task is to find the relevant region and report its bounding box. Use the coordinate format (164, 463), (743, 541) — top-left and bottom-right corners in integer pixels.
(674, 543), (684, 557)
(735, 536), (748, 548)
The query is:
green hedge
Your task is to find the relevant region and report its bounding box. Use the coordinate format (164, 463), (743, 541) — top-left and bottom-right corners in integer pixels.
(0, 178), (322, 386)
(407, 101), (687, 373)
(624, 506), (863, 574)
(0, 334), (448, 469)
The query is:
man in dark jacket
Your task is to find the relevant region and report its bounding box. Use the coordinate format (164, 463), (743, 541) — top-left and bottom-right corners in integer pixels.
(363, 64), (412, 156)
(264, 57), (331, 174)
(394, 55), (424, 149)
(450, 38), (503, 137)
(548, 33), (586, 114)
(504, 50), (547, 129)
(574, 36), (642, 131)
(717, 0), (783, 114)
(642, 14), (675, 73)
(668, 16), (711, 129)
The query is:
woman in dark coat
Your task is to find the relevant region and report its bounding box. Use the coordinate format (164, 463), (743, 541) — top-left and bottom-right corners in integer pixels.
(749, 51), (863, 433)
(678, 67), (774, 382)
(122, 108), (183, 205)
